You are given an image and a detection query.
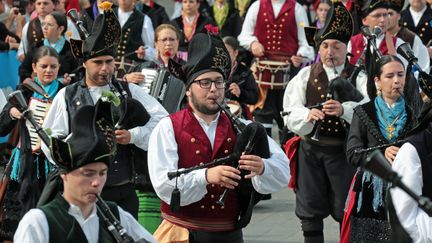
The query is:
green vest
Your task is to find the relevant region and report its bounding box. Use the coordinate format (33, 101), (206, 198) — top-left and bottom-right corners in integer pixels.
(40, 194), (119, 243)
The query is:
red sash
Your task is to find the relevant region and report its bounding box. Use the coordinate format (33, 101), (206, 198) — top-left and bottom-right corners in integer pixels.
(340, 172), (358, 243)
(283, 136), (301, 191)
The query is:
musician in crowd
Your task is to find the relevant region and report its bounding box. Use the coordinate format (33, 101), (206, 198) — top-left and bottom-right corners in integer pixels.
(148, 31), (290, 243)
(41, 3), (168, 218)
(114, 0), (156, 62)
(390, 98), (432, 243)
(223, 36), (258, 120)
(135, 0), (170, 30)
(282, 2), (368, 242)
(237, 0), (315, 139)
(19, 11), (78, 83)
(0, 46), (64, 241)
(17, 0), (80, 61)
(209, 0), (243, 38)
(341, 55), (416, 242)
(387, 0), (430, 73)
(347, 0), (406, 71)
(170, 0), (215, 54)
(124, 23), (184, 84)
(14, 98), (157, 243)
(400, 0), (432, 57)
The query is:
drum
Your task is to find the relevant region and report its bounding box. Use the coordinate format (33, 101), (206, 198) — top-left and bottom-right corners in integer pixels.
(254, 59), (290, 90)
(227, 100), (242, 117)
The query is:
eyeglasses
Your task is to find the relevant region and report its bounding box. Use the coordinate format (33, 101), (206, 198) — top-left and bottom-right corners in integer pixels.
(369, 12), (389, 19)
(41, 22), (57, 28)
(157, 37), (177, 43)
(193, 79), (225, 89)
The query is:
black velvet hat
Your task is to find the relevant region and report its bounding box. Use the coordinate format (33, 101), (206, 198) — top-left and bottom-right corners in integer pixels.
(69, 2), (121, 60)
(304, 0), (354, 47)
(168, 28), (231, 87)
(357, 0), (389, 19)
(50, 98), (116, 172)
(387, 0), (404, 12)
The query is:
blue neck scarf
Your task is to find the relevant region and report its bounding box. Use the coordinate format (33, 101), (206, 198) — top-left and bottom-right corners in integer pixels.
(43, 36), (65, 54)
(32, 77), (60, 100)
(374, 95), (407, 142)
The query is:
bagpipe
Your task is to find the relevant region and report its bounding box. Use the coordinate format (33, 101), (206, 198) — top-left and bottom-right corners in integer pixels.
(167, 100), (270, 226)
(7, 90), (149, 243)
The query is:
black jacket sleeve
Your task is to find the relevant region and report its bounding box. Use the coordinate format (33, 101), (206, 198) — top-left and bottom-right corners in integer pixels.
(346, 110), (370, 167)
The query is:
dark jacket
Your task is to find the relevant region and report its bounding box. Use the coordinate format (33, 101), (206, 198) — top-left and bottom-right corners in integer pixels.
(210, 4), (243, 38)
(170, 14), (216, 52)
(226, 63), (258, 105)
(138, 2), (170, 30)
(18, 40), (78, 82)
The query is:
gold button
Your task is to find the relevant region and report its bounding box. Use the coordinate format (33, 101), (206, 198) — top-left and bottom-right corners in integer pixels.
(277, 41), (281, 44)
(282, 19), (285, 22)
(266, 25), (270, 28)
(273, 35), (276, 38)
(314, 79), (318, 83)
(211, 184), (215, 187)
(127, 28), (131, 31)
(356, 50), (360, 54)
(280, 24), (283, 27)
(267, 30), (270, 33)
(191, 138), (196, 143)
(328, 128), (331, 131)
(265, 19), (268, 22)
(272, 46), (276, 50)
(211, 194), (214, 198)
(277, 47), (281, 50)
(199, 162), (204, 166)
(263, 13), (267, 16)
(33, 31), (36, 34)
(267, 42), (271, 45)
(201, 205), (205, 209)
(278, 36), (282, 39)
(335, 122), (339, 125)
(420, 33), (424, 37)
(321, 127), (324, 130)
(211, 205), (215, 209)
(273, 41), (276, 44)
(274, 25), (277, 28)
(35, 38), (38, 41)
(221, 206), (224, 209)
(224, 150), (229, 154)
(317, 87), (321, 90)
(426, 22), (429, 26)
(123, 40), (127, 44)
(227, 138), (232, 142)
(196, 150), (200, 155)
(285, 13), (288, 16)
(279, 30), (282, 33)
(422, 28), (426, 31)
(328, 120), (331, 123)
(320, 94), (325, 98)
(335, 129), (338, 132)
(403, 22), (407, 26)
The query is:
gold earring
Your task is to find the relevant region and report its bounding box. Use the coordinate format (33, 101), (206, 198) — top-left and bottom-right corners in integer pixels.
(376, 87), (381, 96)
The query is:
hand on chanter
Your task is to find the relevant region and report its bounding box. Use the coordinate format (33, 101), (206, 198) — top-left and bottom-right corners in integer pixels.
(239, 153), (265, 179)
(206, 165), (241, 189)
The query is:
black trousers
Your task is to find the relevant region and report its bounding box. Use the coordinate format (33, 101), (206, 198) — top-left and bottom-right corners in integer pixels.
(189, 229), (243, 243)
(295, 140), (355, 223)
(101, 183), (139, 219)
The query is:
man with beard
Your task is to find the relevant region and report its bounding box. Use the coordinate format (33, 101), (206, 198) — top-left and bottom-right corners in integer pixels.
(283, 2), (368, 242)
(41, 3), (167, 218)
(147, 31), (290, 243)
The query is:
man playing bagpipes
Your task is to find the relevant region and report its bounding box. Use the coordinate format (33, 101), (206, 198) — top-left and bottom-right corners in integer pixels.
(147, 28), (290, 243)
(282, 1), (369, 242)
(40, 2), (168, 218)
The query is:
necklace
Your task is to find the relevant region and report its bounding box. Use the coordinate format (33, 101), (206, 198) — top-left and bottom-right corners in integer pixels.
(378, 108), (401, 140)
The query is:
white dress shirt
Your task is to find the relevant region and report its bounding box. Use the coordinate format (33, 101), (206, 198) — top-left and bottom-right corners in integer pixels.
(409, 6), (427, 27)
(41, 82), (168, 163)
(14, 201), (157, 243)
(391, 142), (432, 243)
(148, 112), (291, 206)
(237, 0), (315, 63)
(117, 9), (156, 61)
(282, 64), (369, 136)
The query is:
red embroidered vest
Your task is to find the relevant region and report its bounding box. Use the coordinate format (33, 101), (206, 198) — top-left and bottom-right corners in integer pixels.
(161, 108), (240, 232)
(254, 0), (298, 56)
(349, 33), (397, 65)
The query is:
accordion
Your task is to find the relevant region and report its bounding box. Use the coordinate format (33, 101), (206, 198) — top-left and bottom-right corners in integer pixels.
(140, 68), (185, 114)
(26, 97), (51, 151)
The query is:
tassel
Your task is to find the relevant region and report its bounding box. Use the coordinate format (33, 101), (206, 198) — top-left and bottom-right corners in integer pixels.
(170, 176), (180, 212)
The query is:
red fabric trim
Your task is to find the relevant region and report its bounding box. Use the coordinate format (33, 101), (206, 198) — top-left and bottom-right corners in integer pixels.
(340, 173), (357, 243)
(283, 136), (301, 191)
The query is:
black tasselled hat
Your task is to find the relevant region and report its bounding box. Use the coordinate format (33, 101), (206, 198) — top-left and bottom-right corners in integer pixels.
(168, 25), (231, 87)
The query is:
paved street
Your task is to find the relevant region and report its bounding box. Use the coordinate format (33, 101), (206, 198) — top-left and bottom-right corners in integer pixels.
(244, 188), (340, 243)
